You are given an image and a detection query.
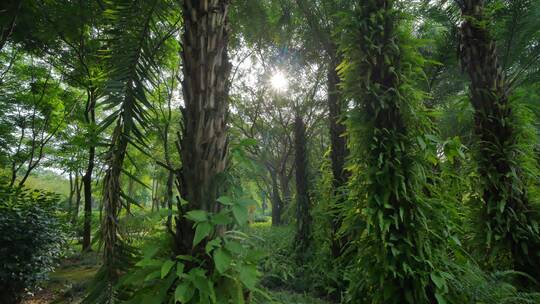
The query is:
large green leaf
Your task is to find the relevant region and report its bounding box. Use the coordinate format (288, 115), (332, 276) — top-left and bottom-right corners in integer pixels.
(213, 248), (232, 274)
(175, 281), (194, 303)
(232, 205), (248, 226)
(160, 260), (175, 279)
(193, 222), (213, 247)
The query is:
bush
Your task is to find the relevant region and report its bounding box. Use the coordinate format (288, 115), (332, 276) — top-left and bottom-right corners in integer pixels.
(0, 181), (66, 303)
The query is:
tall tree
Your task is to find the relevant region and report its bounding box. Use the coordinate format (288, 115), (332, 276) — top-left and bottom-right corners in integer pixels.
(84, 1), (178, 302)
(295, 0), (350, 257)
(294, 114), (312, 257)
(340, 0), (442, 302)
(456, 0), (540, 278)
(174, 0), (231, 255)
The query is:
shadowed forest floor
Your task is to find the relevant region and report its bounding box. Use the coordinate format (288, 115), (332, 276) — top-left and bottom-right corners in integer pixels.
(22, 223), (330, 304)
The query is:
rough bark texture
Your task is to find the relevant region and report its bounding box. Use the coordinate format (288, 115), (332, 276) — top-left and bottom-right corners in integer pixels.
(175, 0), (231, 256)
(294, 116), (312, 256)
(82, 90), (96, 252)
(458, 0), (540, 277)
(101, 121), (129, 288)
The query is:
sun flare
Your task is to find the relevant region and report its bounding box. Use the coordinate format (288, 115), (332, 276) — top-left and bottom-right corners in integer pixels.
(270, 71), (289, 92)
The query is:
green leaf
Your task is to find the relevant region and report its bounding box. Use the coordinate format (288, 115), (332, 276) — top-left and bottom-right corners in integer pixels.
(144, 270), (161, 282)
(193, 222), (213, 247)
(435, 293), (447, 304)
(205, 239), (221, 254)
(176, 262), (185, 277)
(214, 248), (232, 274)
(217, 196), (234, 205)
(175, 281), (194, 303)
(211, 211), (232, 225)
(239, 264), (258, 290)
(232, 205), (248, 226)
(430, 273), (445, 289)
(237, 198), (256, 207)
(185, 210), (208, 222)
(161, 260), (175, 279)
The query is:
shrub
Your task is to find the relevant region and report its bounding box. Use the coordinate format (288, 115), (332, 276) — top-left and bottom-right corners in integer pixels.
(0, 181), (66, 303)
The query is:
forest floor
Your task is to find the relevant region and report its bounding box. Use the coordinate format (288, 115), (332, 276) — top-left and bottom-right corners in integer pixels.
(21, 222), (329, 304)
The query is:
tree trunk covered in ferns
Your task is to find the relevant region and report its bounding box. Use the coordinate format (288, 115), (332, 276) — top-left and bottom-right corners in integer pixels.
(458, 0), (540, 277)
(294, 115), (312, 257)
(328, 53), (348, 258)
(175, 0), (231, 256)
(341, 1), (439, 302)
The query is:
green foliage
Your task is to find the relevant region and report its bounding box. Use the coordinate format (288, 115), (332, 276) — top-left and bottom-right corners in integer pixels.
(338, 1), (447, 303)
(120, 197), (264, 304)
(0, 180), (66, 303)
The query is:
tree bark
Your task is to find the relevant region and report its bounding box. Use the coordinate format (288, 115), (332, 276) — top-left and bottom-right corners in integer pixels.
(71, 171), (82, 224)
(270, 171), (282, 226)
(294, 115), (312, 256)
(175, 0), (231, 256)
(82, 90), (96, 252)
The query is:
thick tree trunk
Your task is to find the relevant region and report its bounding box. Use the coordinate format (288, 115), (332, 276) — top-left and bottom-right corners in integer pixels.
(294, 115), (312, 256)
(175, 0), (231, 256)
(458, 0), (540, 278)
(82, 90), (96, 252)
(343, 1), (438, 301)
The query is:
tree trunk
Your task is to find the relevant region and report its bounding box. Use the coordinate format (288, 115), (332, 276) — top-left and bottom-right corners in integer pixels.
(294, 115), (312, 256)
(270, 171), (282, 226)
(342, 1), (438, 301)
(127, 174), (134, 215)
(458, 0), (540, 278)
(101, 121), (129, 292)
(72, 171), (82, 224)
(165, 170), (174, 231)
(82, 90), (96, 252)
(68, 170), (74, 214)
(327, 53), (348, 258)
(175, 0), (231, 256)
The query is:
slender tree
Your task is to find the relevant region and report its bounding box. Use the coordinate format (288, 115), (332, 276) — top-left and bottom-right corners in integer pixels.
(295, 0), (349, 257)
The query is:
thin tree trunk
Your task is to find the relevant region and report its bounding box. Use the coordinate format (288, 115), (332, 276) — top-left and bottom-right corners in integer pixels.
(68, 170), (74, 214)
(82, 90), (96, 252)
(166, 170), (174, 230)
(72, 171), (82, 224)
(270, 171), (282, 226)
(127, 174), (134, 215)
(175, 0), (231, 256)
